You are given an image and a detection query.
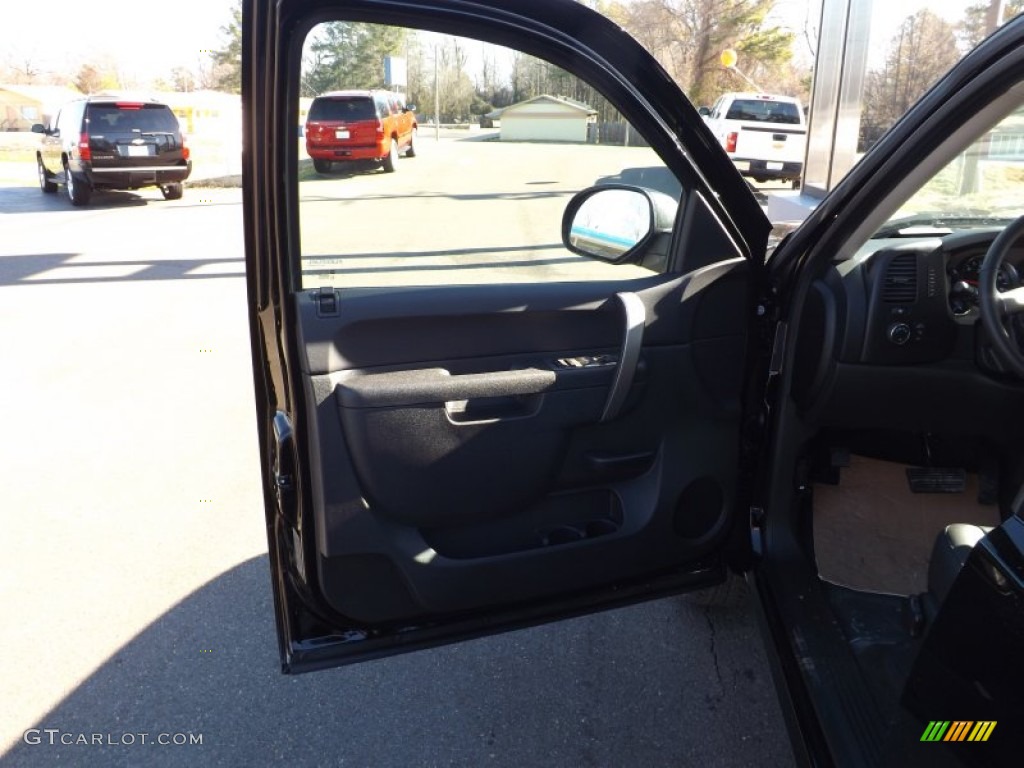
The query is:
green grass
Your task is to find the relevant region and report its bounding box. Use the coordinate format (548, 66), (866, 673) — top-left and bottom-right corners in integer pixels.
(188, 159), (322, 187)
(186, 174), (243, 188)
(297, 158), (319, 182)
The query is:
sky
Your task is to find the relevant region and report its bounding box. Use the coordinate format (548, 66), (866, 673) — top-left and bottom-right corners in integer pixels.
(1, 0), (238, 84)
(0, 0), (1008, 87)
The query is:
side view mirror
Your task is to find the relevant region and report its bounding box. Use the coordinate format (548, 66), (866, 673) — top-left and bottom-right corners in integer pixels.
(31, 124), (47, 134)
(405, 104), (417, 112)
(697, 106), (711, 118)
(561, 185), (677, 263)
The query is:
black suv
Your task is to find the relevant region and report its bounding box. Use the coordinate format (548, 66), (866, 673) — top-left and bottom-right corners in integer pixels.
(33, 97), (192, 206)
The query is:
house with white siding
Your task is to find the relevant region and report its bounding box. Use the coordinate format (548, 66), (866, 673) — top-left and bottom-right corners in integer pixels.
(499, 95), (596, 143)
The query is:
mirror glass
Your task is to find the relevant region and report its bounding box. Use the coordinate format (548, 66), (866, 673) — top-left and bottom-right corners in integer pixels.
(567, 189), (652, 261)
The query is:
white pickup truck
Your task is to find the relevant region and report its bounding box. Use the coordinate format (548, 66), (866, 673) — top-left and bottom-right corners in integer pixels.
(701, 92), (806, 187)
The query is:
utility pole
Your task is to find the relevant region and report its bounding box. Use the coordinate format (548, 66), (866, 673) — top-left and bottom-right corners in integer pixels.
(433, 44), (440, 141)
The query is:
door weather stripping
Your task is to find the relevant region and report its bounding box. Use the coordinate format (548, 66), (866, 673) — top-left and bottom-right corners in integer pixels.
(602, 292), (646, 422)
(768, 321), (788, 376)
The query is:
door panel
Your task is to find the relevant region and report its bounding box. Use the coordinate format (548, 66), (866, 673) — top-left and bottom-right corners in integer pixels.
(244, 0), (768, 671)
(296, 264), (750, 624)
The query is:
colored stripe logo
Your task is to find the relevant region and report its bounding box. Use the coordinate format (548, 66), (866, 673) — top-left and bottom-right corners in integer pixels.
(920, 721), (996, 742)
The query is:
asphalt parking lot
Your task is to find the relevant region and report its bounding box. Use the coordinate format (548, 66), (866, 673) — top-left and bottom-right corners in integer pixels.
(0, 139), (795, 767)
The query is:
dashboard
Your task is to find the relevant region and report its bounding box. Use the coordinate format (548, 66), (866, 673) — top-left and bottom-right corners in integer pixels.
(792, 228), (1024, 444)
(832, 229), (1024, 366)
(947, 249), (1021, 318)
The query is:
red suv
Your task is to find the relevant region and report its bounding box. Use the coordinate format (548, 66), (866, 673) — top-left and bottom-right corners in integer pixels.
(305, 90), (417, 174)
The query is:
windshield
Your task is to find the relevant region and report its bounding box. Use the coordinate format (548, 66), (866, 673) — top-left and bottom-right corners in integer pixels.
(308, 96), (376, 122)
(725, 99), (801, 124)
(876, 106), (1024, 236)
(87, 104), (179, 133)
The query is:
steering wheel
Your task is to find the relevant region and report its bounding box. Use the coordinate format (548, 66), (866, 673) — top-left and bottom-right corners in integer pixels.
(980, 214), (1024, 377)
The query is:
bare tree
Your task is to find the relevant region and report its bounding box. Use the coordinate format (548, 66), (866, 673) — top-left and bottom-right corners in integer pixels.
(803, 2), (820, 60)
(405, 37), (430, 110)
(72, 60), (122, 94)
(74, 64), (103, 95)
(8, 56), (41, 85)
(861, 9), (960, 144)
(958, 1), (1022, 50)
(611, 0), (796, 104)
(434, 37), (475, 122)
(171, 67), (197, 92)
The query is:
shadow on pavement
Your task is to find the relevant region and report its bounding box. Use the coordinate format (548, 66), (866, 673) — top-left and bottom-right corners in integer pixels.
(595, 167), (683, 200)
(0, 253), (243, 286)
(300, 158), (382, 181)
(453, 131), (501, 142)
(4, 555), (795, 768)
(746, 181), (769, 205)
(594, 166), (794, 210)
(299, 189), (570, 203)
(0, 186), (151, 214)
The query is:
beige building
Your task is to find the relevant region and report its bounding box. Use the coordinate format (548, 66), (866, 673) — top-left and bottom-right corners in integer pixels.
(499, 95), (596, 143)
(0, 85), (83, 131)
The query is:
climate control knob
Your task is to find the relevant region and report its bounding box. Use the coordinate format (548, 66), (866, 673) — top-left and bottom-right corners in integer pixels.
(888, 322), (912, 345)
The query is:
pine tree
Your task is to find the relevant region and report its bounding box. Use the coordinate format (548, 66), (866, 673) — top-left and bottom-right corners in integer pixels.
(301, 23), (408, 96)
(210, 1), (242, 94)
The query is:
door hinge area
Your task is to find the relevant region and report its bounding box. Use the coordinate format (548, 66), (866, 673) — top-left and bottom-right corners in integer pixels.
(291, 527), (306, 584)
(273, 411), (305, 583)
(768, 321), (788, 377)
(273, 411), (298, 527)
(749, 506), (765, 557)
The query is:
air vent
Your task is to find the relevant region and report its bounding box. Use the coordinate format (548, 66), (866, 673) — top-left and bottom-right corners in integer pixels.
(883, 253), (918, 303)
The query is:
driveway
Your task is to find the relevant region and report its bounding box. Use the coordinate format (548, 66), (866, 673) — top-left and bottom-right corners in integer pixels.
(0, 142), (795, 767)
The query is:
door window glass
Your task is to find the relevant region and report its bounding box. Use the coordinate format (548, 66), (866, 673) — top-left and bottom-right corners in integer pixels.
(298, 23), (683, 290)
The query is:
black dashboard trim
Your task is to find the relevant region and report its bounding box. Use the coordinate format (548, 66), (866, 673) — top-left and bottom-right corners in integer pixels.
(816, 361), (1024, 446)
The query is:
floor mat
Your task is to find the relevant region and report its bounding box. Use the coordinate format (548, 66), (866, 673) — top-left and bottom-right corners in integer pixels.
(813, 456), (1001, 594)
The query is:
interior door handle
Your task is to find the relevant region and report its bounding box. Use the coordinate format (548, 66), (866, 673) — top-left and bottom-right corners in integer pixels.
(336, 367), (556, 408)
(602, 292), (646, 422)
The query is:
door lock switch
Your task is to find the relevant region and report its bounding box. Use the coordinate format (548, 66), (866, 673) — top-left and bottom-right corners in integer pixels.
(553, 354), (617, 369)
